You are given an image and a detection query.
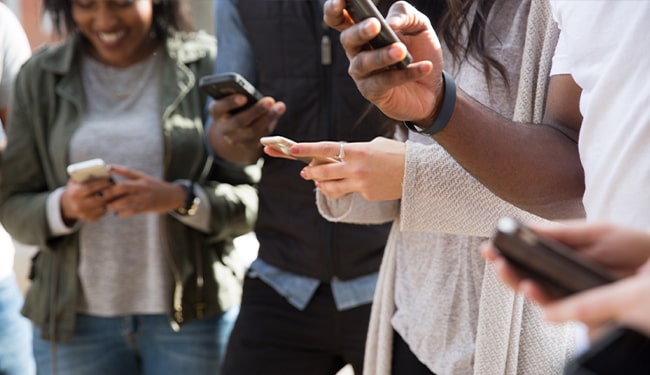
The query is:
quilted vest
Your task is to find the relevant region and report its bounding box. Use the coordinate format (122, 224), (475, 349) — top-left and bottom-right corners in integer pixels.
(238, 0), (397, 280)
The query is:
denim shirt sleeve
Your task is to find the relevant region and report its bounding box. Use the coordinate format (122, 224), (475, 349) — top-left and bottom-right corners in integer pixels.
(214, 0), (256, 83)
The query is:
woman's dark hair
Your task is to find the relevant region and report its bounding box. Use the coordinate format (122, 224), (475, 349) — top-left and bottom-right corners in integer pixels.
(408, 0), (508, 87)
(43, 0), (193, 39)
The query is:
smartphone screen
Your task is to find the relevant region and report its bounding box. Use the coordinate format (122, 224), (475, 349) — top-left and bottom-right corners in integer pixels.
(345, 0), (412, 68)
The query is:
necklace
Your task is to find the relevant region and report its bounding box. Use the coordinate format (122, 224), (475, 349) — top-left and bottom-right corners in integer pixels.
(100, 62), (149, 100)
(83, 50), (161, 106)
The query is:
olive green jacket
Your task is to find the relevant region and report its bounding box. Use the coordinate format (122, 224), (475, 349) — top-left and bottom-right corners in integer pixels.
(0, 31), (258, 342)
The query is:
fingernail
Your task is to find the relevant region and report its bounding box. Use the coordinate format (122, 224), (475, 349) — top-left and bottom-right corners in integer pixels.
(389, 45), (405, 60)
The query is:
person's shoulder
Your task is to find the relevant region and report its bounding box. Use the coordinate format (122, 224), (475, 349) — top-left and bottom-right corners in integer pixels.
(166, 31), (216, 63)
(21, 38), (76, 74)
(0, 2), (18, 25)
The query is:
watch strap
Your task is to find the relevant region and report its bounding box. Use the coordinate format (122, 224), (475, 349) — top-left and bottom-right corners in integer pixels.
(175, 181), (199, 216)
(403, 70), (457, 135)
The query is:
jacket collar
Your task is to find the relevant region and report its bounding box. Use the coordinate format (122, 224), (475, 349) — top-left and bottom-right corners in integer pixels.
(37, 31), (205, 118)
(39, 33), (80, 75)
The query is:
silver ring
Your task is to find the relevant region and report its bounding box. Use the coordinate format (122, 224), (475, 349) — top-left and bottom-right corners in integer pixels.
(336, 142), (345, 161)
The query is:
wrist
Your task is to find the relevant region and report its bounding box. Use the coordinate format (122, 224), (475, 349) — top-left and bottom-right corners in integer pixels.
(174, 181), (200, 216)
(213, 138), (264, 167)
(404, 70), (457, 135)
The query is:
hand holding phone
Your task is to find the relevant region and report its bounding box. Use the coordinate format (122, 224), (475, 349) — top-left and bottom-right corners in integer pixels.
(199, 72), (264, 114)
(345, 0), (412, 69)
(260, 136), (339, 165)
(492, 217), (619, 298)
(66, 158), (112, 183)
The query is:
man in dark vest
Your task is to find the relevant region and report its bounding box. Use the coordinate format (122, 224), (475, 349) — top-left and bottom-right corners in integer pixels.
(207, 0), (398, 374)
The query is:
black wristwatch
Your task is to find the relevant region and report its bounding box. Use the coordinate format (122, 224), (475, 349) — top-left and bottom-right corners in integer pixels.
(175, 181), (200, 216)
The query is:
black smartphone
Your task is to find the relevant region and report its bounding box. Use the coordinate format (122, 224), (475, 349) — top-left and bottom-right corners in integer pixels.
(199, 72), (264, 114)
(345, 0), (413, 69)
(564, 326), (650, 375)
(492, 217), (618, 298)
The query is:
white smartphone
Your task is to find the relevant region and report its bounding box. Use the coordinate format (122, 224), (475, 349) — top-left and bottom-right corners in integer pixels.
(260, 136), (339, 165)
(66, 158), (112, 183)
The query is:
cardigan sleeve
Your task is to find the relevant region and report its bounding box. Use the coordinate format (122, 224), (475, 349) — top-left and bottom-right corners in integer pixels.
(316, 190), (399, 225)
(400, 141), (552, 237)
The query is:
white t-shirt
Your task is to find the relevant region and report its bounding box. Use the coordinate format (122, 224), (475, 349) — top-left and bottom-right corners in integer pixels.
(550, 1), (650, 230)
(0, 4), (30, 110)
(0, 3), (31, 280)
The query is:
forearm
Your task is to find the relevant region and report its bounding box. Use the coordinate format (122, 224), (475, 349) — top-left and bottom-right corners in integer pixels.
(208, 122), (264, 166)
(400, 142), (580, 236)
(203, 161), (261, 240)
(205, 182), (258, 241)
(426, 90), (584, 219)
(1, 192), (52, 247)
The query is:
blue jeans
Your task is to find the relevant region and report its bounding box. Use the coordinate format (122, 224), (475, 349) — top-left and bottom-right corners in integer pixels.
(33, 306), (239, 375)
(0, 273), (36, 375)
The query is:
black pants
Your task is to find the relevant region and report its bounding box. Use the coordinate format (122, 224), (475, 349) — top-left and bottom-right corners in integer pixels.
(392, 329), (436, 374)
(221, 275), (371, 375)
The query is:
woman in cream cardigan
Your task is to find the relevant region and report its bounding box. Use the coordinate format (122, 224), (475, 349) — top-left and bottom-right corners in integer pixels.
(266, 0), (580, 373)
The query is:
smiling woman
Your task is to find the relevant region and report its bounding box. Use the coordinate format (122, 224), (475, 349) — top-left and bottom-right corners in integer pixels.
(0, 0), (259, 374)
(70, 0), (157, 67)
(46, 0), (192, 67)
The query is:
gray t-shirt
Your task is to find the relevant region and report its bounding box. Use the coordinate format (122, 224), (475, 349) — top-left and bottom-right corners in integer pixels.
(71, 51), (170, 316)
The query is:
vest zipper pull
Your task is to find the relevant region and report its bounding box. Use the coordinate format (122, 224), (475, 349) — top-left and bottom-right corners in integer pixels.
(321, 34), (332, 66)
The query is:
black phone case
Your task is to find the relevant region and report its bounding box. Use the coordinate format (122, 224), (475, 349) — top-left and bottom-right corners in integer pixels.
(492, 217), (618, 298)
(199, 73), (264, 114)
(345, 0), (412, 68)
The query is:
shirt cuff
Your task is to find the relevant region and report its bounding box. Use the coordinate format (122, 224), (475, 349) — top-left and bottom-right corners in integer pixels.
(47, 187), (81, 236)
(168, 181), (212, 233)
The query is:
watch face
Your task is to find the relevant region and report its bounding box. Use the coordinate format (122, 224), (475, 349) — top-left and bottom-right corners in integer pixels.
(186, 196), (200, 216)
(175, 182), (199, 216)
